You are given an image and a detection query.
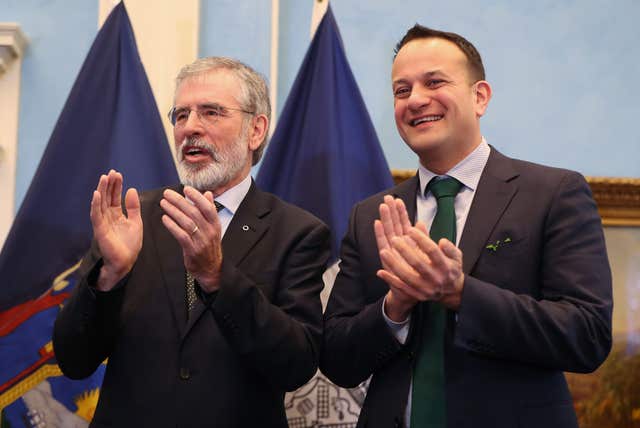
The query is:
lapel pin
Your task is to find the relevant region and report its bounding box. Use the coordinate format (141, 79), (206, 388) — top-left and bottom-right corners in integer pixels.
(485, 237), (512, 252)
(242, 225), (250, 231)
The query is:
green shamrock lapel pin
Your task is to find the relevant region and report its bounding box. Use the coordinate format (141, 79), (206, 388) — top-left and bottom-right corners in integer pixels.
(485, 237), (512, 252)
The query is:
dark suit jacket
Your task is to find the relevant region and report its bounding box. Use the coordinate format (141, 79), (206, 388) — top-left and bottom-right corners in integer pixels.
(53, 182), (330, 428)
(320, 148), (612, 428)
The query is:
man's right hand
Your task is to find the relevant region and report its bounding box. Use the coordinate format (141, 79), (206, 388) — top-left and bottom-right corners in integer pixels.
(89, 170), (142, 291)
(374, 195), (418, 322)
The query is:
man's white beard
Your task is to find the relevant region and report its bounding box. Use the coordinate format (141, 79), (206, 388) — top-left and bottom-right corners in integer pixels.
(175, 130), (249, 192)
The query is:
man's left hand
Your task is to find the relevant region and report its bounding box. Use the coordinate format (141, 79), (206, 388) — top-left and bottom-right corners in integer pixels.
(160, 186), (223, 293)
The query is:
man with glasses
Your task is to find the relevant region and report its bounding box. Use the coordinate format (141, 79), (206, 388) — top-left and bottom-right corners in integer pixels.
(54, 57), (330, 427)
(321, 25), (612, 427)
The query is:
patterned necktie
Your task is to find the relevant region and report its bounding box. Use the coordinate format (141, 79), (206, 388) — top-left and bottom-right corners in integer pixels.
(185, 200), (224, 317)
(410, 176), (462, 428)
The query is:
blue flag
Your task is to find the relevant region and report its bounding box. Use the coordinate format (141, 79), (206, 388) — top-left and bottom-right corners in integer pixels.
(0, 3), (177, 424)
(256, 5), (393, 260)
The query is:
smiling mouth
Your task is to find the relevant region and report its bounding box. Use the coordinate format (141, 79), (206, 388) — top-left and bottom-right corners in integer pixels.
(411, 115), (443, 126)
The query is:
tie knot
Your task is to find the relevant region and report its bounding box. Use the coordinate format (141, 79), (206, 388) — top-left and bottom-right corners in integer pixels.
(214, 201), (224, 212)
(427, 177), (462, 199)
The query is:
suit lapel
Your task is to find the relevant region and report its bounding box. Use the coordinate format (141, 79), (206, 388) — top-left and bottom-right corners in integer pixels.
(148, 185), (189, 337)
(221, 181), (270, 266)
(458, 148), (519, 274)
(392, 173), (420, 223)
(183, 295), (206, 338)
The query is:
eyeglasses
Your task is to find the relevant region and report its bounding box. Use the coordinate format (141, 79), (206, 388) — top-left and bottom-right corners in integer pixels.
(167, 103), (255, 127)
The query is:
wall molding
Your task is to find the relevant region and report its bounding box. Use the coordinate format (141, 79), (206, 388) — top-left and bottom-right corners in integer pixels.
(0, 23), (28, 75)
(0, 23), (28, 248)
(391, 170), (640, 227)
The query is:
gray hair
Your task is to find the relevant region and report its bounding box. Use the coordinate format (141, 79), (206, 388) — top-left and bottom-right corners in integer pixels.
(174, 57), (271, 165)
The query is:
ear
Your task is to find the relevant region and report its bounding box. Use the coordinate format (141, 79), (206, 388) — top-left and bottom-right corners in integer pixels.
(247, 114), (269, 152)
(474, 80), (492, 117)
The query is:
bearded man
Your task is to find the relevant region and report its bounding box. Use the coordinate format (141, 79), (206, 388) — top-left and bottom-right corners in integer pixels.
(53, 57), (330, 428)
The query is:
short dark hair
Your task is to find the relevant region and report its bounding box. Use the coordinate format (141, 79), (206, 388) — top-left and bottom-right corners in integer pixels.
(394, 24), (485, 82)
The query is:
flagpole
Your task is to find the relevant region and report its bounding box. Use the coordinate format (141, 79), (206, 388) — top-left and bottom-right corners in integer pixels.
(269, 0), (279, 137)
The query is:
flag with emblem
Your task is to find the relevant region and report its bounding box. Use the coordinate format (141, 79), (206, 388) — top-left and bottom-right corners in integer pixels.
(0, 2), (178, 425)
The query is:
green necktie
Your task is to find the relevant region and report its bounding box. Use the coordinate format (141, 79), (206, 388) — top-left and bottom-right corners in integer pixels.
(410, 177), (462, 428)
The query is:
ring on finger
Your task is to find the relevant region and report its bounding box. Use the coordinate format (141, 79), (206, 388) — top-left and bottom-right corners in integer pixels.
(191, 225), (199, 235)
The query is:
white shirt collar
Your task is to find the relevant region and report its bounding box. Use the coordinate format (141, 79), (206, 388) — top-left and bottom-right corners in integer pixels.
(418, 137), (491, 196)
(215, 173), (252, 215)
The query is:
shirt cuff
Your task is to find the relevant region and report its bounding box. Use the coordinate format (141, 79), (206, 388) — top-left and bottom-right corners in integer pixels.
(381, 295), (411, 345)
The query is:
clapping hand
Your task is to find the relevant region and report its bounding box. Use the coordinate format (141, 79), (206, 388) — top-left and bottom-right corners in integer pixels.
(89, 170), (142, 291)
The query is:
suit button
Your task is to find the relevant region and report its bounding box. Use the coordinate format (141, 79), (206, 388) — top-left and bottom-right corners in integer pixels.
(180, 367), (190, 380)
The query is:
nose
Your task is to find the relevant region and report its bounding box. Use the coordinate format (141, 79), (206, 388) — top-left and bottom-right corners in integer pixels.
(181, 109), (205, 136)
(407, 86), (431, 111)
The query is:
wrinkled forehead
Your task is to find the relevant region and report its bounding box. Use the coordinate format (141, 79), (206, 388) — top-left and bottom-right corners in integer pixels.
(174, 69), (243, 106)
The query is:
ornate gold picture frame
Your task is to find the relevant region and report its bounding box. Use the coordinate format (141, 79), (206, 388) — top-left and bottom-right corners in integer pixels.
(587, 177), (640, 226)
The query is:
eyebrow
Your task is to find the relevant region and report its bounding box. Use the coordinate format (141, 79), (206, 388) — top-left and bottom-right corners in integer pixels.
(392, 70), (448, 87)
(200, 102), (226, 109)
(173, 102), (228, 112)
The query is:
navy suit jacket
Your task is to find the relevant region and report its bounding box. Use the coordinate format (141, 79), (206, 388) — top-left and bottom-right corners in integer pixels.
(54, 182), (330, 427)
(321, 148), (612, 428)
